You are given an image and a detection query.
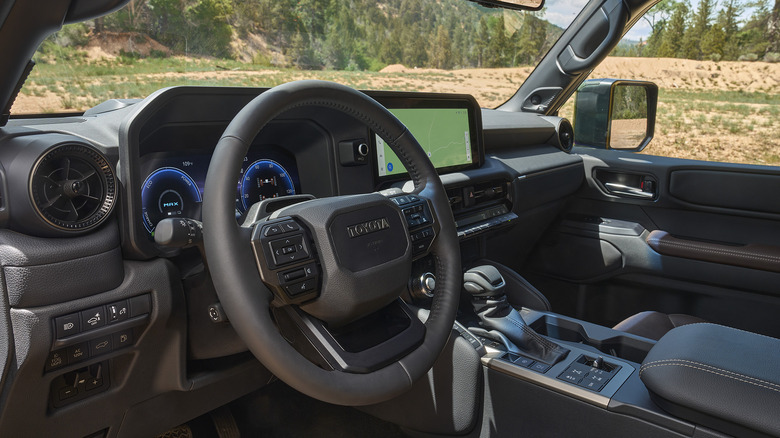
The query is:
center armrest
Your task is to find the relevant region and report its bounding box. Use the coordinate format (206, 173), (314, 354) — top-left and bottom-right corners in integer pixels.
(640, 323), (780, 438)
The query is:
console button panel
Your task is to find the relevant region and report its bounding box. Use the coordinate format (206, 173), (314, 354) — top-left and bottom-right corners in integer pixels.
(46, 294), (151, 373)
(556, 355), (621, 392)
(49, 361), (110, 408)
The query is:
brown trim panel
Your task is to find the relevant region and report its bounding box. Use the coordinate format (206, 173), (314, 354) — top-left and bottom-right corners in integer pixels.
(646, 230), (780, 273)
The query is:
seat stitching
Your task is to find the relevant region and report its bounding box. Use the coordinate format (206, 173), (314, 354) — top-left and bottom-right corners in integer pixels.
(680, 322), (780, 342)
(647, 237), (780, 263)
(639, 362), (780, 394)
(640, 359), (780, 389)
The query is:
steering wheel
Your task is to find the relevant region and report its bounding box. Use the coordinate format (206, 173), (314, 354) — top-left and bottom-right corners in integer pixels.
(203, 80), (461, 406)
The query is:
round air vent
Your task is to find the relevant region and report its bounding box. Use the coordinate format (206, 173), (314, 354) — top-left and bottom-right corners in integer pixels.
(557, 118), (574, 153)
(29, 143), (116, 232)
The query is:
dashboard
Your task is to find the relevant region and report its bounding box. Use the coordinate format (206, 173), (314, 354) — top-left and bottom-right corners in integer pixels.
(128, 88), (484, 249)
(0, 83), (579, 437)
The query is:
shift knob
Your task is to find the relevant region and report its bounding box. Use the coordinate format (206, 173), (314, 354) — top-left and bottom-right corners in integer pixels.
(463, 265), (505, 297)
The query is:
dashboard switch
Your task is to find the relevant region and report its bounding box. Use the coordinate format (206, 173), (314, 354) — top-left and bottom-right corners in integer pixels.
(108, 300), (129, 323)
(129, 294), (151, 317)
(81, 306), (107, 330)
(89, 335), (113, 356)
(67, 343), (89, 364)
(55, 313), (81, 338)
(46, 349), (68, 372)
(339, 139), (370, 166)
(113, 330), (134, 349)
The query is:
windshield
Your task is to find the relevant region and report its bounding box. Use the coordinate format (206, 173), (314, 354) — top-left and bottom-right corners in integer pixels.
(12, 0), (583, 114)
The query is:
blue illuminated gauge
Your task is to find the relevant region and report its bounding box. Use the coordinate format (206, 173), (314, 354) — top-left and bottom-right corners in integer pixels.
(141, 167), (202, 235)
(240, 159), (295, 211)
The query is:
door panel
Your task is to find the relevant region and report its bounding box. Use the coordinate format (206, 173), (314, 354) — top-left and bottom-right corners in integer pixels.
(522, 147), (780, 338)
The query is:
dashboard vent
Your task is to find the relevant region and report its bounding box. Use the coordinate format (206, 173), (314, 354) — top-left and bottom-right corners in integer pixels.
(29, 143), (116, 232)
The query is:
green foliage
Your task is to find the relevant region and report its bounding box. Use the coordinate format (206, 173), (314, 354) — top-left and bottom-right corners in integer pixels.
(616, 0), (779, 62)
(611, 85), (648, 120)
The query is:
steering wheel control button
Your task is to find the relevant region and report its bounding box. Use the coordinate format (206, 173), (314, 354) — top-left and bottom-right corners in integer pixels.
(391, 196), (410, 206)
(403, 201), (432, 230)
(81, 306), (107, 331)
(263, 224), (283, 236)
(55, 313), (81, 338)
(270, 235), (309, 266)
(280, 269), (306, 283)
(280, 221), (300, 232)
(45, 349), (68, 372)
(285, 279), (316, 296)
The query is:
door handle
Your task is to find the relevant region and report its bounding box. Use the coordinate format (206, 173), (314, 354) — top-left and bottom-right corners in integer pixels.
(604, 182), (654, 199)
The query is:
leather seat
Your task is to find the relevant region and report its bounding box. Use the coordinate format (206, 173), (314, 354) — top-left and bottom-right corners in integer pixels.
(613, 311), (705, 341)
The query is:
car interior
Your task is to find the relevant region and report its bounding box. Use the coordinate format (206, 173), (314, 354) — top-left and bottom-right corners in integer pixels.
(0, 0), (778, 437)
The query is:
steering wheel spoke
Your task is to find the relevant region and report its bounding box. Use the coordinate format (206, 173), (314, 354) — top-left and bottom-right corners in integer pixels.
(250, 216), (321, 306)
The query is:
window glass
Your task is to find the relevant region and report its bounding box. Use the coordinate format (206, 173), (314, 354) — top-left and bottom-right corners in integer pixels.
(562, 0), (780, 165)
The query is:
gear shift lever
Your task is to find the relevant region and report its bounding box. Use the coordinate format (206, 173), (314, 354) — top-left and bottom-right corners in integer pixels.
(464, 265), (569, 365)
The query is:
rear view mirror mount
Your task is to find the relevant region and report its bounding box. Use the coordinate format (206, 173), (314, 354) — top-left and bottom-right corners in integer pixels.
(573, 79), (658, 152)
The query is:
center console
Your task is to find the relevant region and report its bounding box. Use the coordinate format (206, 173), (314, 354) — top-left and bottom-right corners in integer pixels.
(450, 262), (739, 438)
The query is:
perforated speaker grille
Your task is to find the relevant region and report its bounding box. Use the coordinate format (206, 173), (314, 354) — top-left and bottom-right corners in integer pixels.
(29, 143), (116, 232)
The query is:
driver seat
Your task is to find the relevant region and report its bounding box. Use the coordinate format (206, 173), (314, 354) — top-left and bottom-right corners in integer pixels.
(612, 311), (706, 341)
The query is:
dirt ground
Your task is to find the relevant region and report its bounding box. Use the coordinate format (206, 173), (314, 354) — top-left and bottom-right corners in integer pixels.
(12, 55), (780, 165)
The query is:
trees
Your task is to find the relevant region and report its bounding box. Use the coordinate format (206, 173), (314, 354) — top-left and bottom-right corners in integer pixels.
(431, 26), (453, 69)
(513, 11), (547, 65)
(768, 0), (780, 54)
(657, 2), (687, 58)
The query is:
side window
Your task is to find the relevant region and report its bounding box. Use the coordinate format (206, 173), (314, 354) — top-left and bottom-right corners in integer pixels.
(560, 0), (780, 166)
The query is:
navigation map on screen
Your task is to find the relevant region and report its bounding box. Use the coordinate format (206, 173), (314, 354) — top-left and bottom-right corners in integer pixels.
(376, 108), (472, 177)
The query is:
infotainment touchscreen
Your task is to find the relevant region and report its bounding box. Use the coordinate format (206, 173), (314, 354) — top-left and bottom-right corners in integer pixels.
(376, 108), (473, 177)
(370, 93), (482, 180)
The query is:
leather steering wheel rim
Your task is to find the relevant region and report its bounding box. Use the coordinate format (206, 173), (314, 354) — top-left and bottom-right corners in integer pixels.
(203, 80), (461, 406)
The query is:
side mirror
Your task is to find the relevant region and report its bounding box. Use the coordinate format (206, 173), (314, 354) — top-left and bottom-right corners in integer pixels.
(573, 79), (658, 151)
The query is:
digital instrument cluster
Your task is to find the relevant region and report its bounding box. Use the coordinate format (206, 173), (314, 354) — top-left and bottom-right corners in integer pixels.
(139, 146), (299, 238)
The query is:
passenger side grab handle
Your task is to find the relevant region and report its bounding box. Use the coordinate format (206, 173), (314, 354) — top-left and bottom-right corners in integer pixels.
(556, 0), (627, 74)
(646, 230), (780, 273)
